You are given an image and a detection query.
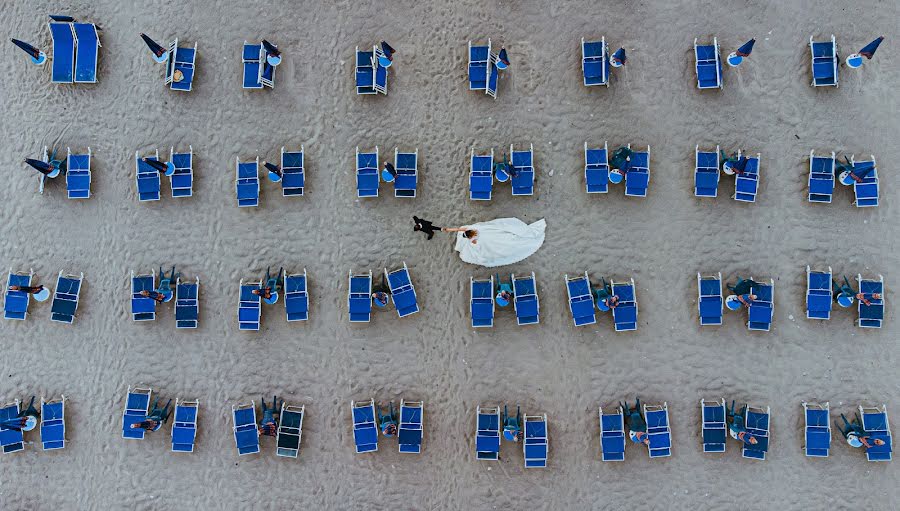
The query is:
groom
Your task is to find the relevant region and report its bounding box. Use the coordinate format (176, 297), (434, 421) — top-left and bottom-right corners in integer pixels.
(413, 216), (442, 241)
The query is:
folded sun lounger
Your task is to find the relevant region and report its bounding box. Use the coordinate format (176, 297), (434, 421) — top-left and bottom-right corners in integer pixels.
(701, 398), (727, 453)
(284, 270), (309, 322)
(644, 402), (672, 458)
(242, 41), (275, 89)
(851, 155), (879, 208)
(66, 147), (91, 199)
(612, 278), (638, 331)
(276, 402), (305, 458)
(859, 404), (892, 461)
(165, 39), (197, 92)
(4, 268), (34, 321)
(523, 413), (549, 468)
(856, 274), (884, 328)
(135, 150), (161, 202)
(386, 262), (420, 318)
(130, 270), (157, 321)
(0, 400), (24, 453)
(50, 271), (83, 324)
(394, 148), (418, 198)
(470, 148), (494, 200)
(171, 398), (199, 453)
(733, 150), (760, 203)
(169, 146), (193, 198)
(624, 144), (650, 197)
(810, 35), (838, 87)
(695, 37), (722, 89)
(175, 277), (199, 329)
(281, 146), (305, 197)
(694, 145), (720, 197)
(238, 279), (262, 331)
(566, 272), (596, 326)
(808, 150), (835, 203)
(352, 399), (378, 453)
(802, 402), (830, 458)
(510, 144), (535, 196)
(582, 37), (609, 87)
(697, 272), (723, 326)
(40, 396), (66, 450)
(599, 406), (626, 461)
(585, 142), (609, 194)
(470, 276), (495, 328)
(398, 400), (424, 454)
(806, 266), (832, 320)
(747, 277), (774, 331)
(742, 405), (770, 460)
(513, 272), (540, 326)
(476, 405), (501, 460)
(232, 402), (260, 455)
(356, 146), (379, 198)
(236, 157), (260, 207)
(122, 386), (152, 440)
(348, 270), (372, 323)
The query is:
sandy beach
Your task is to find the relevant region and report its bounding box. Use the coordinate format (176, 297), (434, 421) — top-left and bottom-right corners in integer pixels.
(1, 0), (898, 509)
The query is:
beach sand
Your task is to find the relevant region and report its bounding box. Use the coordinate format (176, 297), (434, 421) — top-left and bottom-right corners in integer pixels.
(1, 0), (897, 509)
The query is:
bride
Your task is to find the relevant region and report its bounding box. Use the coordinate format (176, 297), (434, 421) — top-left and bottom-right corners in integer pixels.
(444, 218), (546, 268)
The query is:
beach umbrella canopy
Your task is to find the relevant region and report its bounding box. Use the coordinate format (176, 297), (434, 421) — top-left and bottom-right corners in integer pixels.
(859, 36), (884, 59)
(735, 39), (755, 57)
(48, 15), (75, 22)
(11, 38), (41, 59)
(140, 33), (166, 58)
(24, 158), (53, 175)
(611, 47), (627, 65)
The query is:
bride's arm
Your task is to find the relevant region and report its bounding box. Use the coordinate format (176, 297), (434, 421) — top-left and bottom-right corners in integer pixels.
(442, 227), (467, 232)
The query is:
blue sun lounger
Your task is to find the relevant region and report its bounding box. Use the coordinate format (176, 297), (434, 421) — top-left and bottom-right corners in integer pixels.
(806, 266), (832, 320)
(701, 398), (726, 453)
(511, 144), (535, 196)
(355, 46), (387, 95)
(175, 277), (199, 329)
(285, 270), (309, 322)
(808, 151), (835, 203)
(624, 144), (650, 197)
(236, 157), (260, 207)
(66, 147), (91, 199)
(612, 278), (638, 332)
(276, 403), (305, 458)
(169, 146), (193, 198)
(695, 37), (722, 89)
(40, 396), (66, 450)
(135, 150), (161, 202)
(238, 279), (261, 331)
(523, 413), (548, 468)
(810, 35), (838, 87)
(857, 274), (884, 328)
(356, 146), (379, 198)
(695, 145), (720, 197)
(348, 271), (372, 323)
(742, 405), (770, 460)
(73, 22), (100, 83)
(585, 142), (609, 193)
(802, 402), (830, 458)
(165, 39), (197, 92)
(131, 270), (157, 321)
(470, 148), (494, 200)
(860, 404), (892, 461)
(50, 271), (83, 324)
(394, 148), (418, 198)
(468, 40), (491, 94)
(476, 405), (501, 460)
(747, 278), (774, 331)
(4, 269), (34, 321)
(171, 399), (199, 453)
(566, 272), (596, 326)
(242, 41), (275, 89)
(352, 399), (378, 453)
(599, 406), (626, 461)
(122, 386), (152, 440)
(281, 146), (305, 197)
(49, 21), (75, 83)
(233, 402), (260, 455)
(582, 37), (609, 87)
(851, 155), (878, 207)
(0, 400), (24, 453)
(733, 151), (760, 202)
(513, 272), (540, 325)
(470, 276), (495, 328)
(644, 403), (672, 458)
(399, 400), (424, 454)
(387, 263), (420, 318)
(697, 272), (723, 326)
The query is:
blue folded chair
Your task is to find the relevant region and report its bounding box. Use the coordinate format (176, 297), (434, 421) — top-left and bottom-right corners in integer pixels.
(73, 22), (100, 83)
(612, 278), (638, 332)
(236, 157), (260, 207)
(624, 144), (650, 197)
(66, 147), (91, 199)
(356, 146), (379, 198)
(733, 150), (760, 202)
(40, 396), (66, 450)
(511, 143), (535, 196)
(122, 386), (152, 440)
(468, 39), (491, 92)
(566, 272), (596, 326)
(585, 142), (609, 194)
(582, 37), (609, 87)
(398, 400), (424, 454)
(50, 271), (83, 324)
(694, 37), (722, 89)
(285, 270), (309, 322)
(355, 46), (388, 95)
(857, 274), (884, 328)
(352, 399), (378, 453)
(470, 276), (495, 328)
(238, 279), (262, 331)
(387, 262), (420, 318)
(802, 402), (830, 458)
(394, 148), (418, 198)
(232, 402), (260, 455)
(599, 406), (626, 461)
(0, 400), (24, 453)
(470, 148), (494, 200)
(523, 413), (549, 468)
(808, 150), (835, 203)
(742, 405), (770, 460)
(859, 404), (892, 461)
(747, 277), (774, 331)
(513, 272), (540, 326)
(131, 270), (157, 321)
(697, 272), (723, 326)
(810, 35), (838, 87)
(4, 269), (34, 321)
(48, 21), (75, 83)
(165, 39), (197, 92)
(694, 145), (720, 197)
(175, 277), (199, 329)
(851, 155), (879, 207)
(348, 270), (372, 323)
(242, 42), (275, 89)
(701, 398), (726, 453)
(281, 146), (305, 197)
(644, 402), (672, 458)
(171, 398), (199, 453)
(806, 266), (832, 320)
(276, 402), (305, 458)
(135, 150), (161, 202)
(169, 146), (193, 198)
(476, 405), (501, 460)
(485, 53), (499, 99)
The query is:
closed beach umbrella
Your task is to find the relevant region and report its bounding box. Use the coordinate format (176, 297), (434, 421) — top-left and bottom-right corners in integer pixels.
(142, 157), (174, 176)
(727, 39), (755, 67)
(262, 39), (282, 66)
(378, 41), (395, 67)
(264, 161), (282, 182)
(847, 36), (883, 68)
(24, 158), (55, 176)
(140, 33), (168, 63)
(610, 47), (626, 67)
(11, 38), (46, 64)
(497, 48), (510, 70)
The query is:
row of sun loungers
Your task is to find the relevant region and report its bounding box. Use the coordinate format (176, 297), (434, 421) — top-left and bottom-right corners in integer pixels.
(356, 147), (418, 198)
(130, 270), (200, 328)
(352, 399), (423, 454)
(348, 264), (419, 323)
(4, 269), (83, 324)
(0, 397), (66, 453)
(469, 145), (535, 200)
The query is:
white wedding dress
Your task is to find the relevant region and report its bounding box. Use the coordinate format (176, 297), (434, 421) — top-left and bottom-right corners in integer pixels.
(454, 218), (546, 268)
